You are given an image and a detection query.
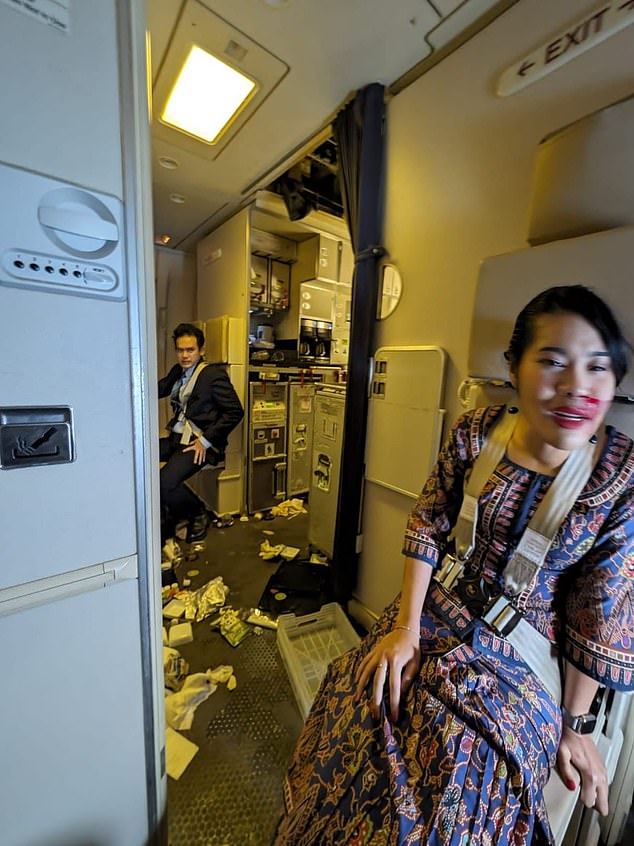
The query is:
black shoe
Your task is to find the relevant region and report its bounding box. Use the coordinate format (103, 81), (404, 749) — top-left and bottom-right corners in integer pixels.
(186, 511), (210, 543)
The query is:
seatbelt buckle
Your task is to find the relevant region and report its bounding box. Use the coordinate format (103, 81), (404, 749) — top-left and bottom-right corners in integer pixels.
(482, 595), (522, 637)
(434, 553), (465, 591)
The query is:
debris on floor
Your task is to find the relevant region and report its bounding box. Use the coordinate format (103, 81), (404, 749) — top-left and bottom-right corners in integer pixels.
(246, 608), (278, 630)
(270, 498), (307, 519)
(309, 552), (329, 564)
(165, 726), (198, 780)
(177, 576), (229, 622)
(163, 598), (187, 619)
(210, 607), (253, 647)
(215, 514), (234, 529)
(165, 666), (237, 730)
(259, 539), (284, 560)
(162, 538), (183, 564)
(258, 539), (301, 561)
(165, 672), (218, 730)
(163, 646), (189, 690)
(168, 621), (194, 647)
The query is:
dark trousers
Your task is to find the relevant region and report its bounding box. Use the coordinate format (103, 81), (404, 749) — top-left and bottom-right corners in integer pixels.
(159, 433), (219, 540)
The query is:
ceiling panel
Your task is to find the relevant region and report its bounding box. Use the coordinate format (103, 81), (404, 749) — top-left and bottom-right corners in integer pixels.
(149, 0), (513, 250)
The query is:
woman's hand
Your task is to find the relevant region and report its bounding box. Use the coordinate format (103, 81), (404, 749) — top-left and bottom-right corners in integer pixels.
(354, 628), (421, 722)
(556, 726), (609, 816)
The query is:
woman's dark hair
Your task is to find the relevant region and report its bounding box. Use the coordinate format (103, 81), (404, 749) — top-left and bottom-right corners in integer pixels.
(172, 322), (205, 350)
(505, 285), (630, 385)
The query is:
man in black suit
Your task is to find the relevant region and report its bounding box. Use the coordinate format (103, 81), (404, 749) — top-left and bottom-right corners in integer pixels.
(159, 323), (244, 544)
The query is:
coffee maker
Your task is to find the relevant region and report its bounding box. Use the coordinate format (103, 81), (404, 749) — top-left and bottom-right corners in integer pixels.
(299, 317), (332, 363)
(314, 320), (332, 363)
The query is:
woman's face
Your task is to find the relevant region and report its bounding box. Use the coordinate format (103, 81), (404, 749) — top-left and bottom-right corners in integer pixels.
(511, 311), (616, 456)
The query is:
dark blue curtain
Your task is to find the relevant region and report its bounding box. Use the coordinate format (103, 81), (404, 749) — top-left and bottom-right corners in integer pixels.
(332, 82), (386, 603)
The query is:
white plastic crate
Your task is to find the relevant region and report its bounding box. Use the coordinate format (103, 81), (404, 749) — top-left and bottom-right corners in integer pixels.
(277, 602), (361, 720)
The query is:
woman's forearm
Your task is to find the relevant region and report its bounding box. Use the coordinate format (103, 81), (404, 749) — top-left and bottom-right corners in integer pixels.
(563, 661), (601, 714)
(395, 556), (434, 630)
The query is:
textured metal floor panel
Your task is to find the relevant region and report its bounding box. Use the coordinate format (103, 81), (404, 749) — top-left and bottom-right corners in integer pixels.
(168, 630), (303, 846)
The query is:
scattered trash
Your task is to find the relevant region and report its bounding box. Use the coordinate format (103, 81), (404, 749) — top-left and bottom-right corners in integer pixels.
(259, 539), (284, 560)
(165, 665), (238, 733)
(263, 530), (275, 536)
(186, 569), (200, 578)
(309, 552), (329, 565)
(182, 578), (191, 587)
(191, 542), (206, 553)
(165, 726), (198, 780)
(175, 524), (188, 541)
(162, 538), (182, 563)
(165, 672), (218, 730)
(258, 539), (301, 561)
(163, 646), (189, 691)
(178, 576), (229, 622)
(246, 608), (278, 630)
(253, 512), (263, 521)
(239, 514), (249, 522)
(210, 607), (253, 648)
(162, 583), (180, 604)
(215, 514), (234, 528)
(163, 598), (187, 619)
(168, 621), (194, 647)
(270, 498), (307, 519)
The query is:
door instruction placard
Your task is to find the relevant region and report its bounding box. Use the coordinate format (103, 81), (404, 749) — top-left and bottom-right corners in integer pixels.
(1, 0), (69, 33)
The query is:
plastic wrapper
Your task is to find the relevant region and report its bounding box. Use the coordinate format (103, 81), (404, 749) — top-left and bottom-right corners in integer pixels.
(178, 576), (229, 622)
(246, 608), (278, 630)
(163, 646), (189, 691)
(211, 607), (253, 647)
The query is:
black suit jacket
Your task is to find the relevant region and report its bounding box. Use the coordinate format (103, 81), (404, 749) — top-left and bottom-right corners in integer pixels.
(158, 362), (244, 454)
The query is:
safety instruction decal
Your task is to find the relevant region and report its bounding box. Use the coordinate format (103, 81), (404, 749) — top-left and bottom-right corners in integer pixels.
(1, 0), (69, 33)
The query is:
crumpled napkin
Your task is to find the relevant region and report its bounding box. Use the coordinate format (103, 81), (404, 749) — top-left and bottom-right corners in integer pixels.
(270, 498), (307, 519)
(165, 664), (236, 730)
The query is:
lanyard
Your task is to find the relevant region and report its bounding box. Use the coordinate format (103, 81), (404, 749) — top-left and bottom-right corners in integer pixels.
(452, 407), (595, 595)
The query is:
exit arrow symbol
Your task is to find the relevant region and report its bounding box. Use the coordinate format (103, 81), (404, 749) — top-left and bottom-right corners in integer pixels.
(518, 60), (535, 76)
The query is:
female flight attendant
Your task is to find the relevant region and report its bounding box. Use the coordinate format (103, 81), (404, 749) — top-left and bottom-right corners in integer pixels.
(275, 285), (634, 846)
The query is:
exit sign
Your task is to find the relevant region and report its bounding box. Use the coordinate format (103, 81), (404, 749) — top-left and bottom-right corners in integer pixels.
(497, 2), (634, 97)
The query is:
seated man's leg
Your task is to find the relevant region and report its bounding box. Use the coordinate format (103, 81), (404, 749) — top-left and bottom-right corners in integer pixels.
(160, 444), (208, 542)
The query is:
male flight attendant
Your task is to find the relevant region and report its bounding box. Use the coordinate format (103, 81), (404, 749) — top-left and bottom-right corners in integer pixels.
(158, 323), (244, 543)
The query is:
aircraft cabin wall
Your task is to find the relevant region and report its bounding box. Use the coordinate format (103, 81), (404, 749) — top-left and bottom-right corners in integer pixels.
(355, 0), (634, 618)
(154, 246), (197, 433)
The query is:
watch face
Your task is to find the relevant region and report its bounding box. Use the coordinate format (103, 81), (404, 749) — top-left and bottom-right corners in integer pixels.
(562, 707), (597, 734)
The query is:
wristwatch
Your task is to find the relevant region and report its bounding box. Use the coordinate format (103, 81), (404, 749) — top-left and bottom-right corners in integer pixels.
(561, 706), (597, 735)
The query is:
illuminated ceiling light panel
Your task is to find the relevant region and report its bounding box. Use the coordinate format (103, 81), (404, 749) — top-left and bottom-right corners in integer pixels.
(161, 46), (256, 144)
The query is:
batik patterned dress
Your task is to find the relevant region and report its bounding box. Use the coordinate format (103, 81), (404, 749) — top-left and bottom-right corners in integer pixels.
(274, 405), (634, 846)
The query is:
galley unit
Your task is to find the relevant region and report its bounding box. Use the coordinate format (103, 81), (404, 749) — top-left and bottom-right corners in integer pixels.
(195, 190), (352, 515)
